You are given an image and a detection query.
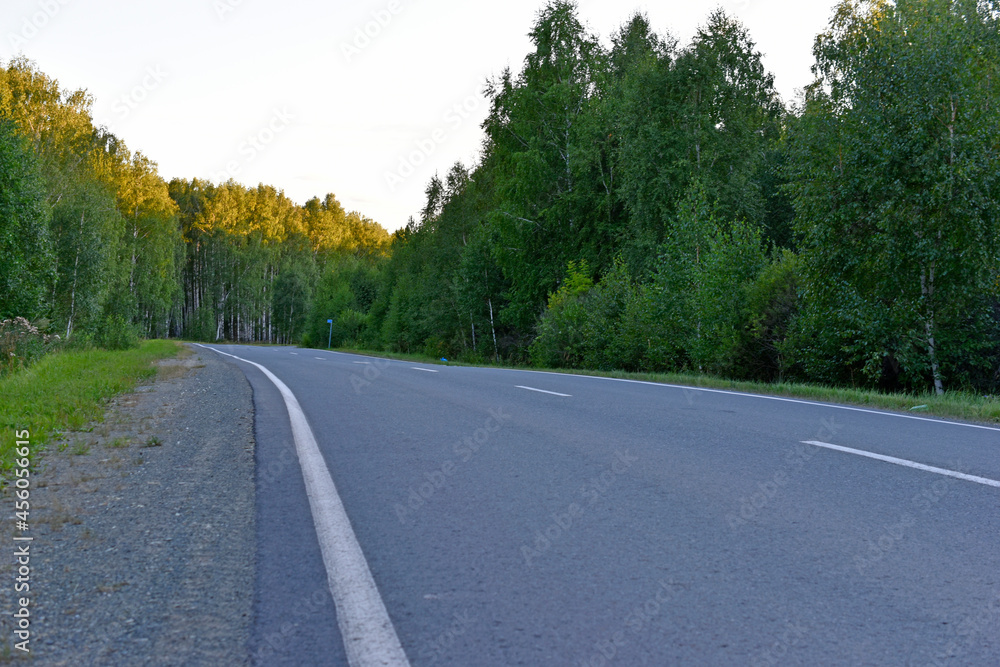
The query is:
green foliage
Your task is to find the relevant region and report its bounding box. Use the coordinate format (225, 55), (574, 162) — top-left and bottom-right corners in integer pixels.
(48, 176), (124, 339)
(484, 1), (617, 331)
(169, 178), (386, 344)
(306, 256), (381, 348)
(576, 259), (637, 371)
(786, 0), (1000, 393)
(380, 279), (423, 353)
(274, 264), (312, 344)
(529, 188), (772, 377)
(611, 10), (786, 274)
(0, 57), (391, 357)
(0, 317), (62, 376)
(530, 260), (594, 367)
(547, 260), (593, 309)
(737, 251), (801, 381)
(4, 4), (998, 401)
(689, 219), (768, 375)
(185, 307), (217, 343)
(94, 314), (140, 351)
(0, 119), (54, 319)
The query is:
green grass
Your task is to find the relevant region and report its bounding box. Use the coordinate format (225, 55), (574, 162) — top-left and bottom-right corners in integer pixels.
(570, 369), (1000, 424)
(329, 347), (455, 364)
(0, 340), (183, 479)
(322, 345), (1000, 425)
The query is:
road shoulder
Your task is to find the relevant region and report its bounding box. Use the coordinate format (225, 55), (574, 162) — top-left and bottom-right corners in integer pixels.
(0, 345), (255, 665)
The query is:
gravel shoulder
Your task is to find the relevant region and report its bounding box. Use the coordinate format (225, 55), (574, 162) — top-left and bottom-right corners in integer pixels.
(0, 345), (256, 665)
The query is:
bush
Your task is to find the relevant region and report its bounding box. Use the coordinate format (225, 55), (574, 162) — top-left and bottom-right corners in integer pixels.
(0, 317), (61, 376)
(338, 308), (367, 346)
(732, 250), (800, 381)
(611, 281), (686, 372)
(529, 261), (593, 368)
(423, 335), (449, 359)
(94, 314), (140, 350)
(579, 259), (635, 371)
(688, 219), (768, 375)
(307, 257), (383, 350)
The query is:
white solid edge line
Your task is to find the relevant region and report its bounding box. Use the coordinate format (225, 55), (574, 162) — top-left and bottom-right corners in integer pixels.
(199, 345), (410, 667)
(803, 440), (1000, 489)
(516, 385), (572, 398)
(291, 348), (998, 433)
(484, 367), (1000, 433)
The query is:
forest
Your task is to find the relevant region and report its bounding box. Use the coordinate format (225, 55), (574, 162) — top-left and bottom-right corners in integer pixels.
(0, 54), (389, 369)
(2, 0), (998, 396)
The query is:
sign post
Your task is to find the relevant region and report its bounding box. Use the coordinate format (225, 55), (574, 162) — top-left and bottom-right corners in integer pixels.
(327, 319), (333, 349)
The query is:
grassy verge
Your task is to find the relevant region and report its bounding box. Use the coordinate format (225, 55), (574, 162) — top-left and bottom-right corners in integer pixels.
(322, 345), (1000, 425)
(0, 339), (183, 477)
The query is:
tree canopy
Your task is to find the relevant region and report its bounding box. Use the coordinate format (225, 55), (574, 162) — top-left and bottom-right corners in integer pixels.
(337, 0), (998, 395)
(0, 57), (390, 348)
(2, 1), (997, 395)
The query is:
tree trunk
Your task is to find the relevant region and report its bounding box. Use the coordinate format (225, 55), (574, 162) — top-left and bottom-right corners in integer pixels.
(66, 210), (85, 338)
(488, 297), (499, 362)
(921, 266), (945, 395)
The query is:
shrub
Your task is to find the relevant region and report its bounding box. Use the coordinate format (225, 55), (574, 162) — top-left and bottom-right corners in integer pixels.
(529, 261), (593, 368)
(94, 314), (140, 350)
(0, 317), (61, 376)
(338, 308), (368, 346)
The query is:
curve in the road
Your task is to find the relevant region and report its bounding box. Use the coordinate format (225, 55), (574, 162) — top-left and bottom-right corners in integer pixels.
(200, 345), (411, 667)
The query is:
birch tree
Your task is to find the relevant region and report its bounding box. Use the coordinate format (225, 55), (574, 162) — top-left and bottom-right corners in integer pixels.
(788, 0), (1000, 393)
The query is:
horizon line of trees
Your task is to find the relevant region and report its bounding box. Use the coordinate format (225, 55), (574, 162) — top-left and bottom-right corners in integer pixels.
(0, 55), (390, 355)
(309, 0), (1000, 396)
(2, 0), (998, 397)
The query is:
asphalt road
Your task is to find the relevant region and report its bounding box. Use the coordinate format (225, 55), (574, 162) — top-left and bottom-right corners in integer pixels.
(203, 344), (1000, 666)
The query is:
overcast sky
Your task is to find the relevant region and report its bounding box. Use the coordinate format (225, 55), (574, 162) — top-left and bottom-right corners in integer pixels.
(4, 0), (839, 231)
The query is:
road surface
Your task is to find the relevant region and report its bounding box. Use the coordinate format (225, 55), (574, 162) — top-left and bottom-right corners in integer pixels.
(202, 344), (1000, 666)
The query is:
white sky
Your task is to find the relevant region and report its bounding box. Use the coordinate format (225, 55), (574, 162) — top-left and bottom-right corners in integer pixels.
(3, 0), (839, 232)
